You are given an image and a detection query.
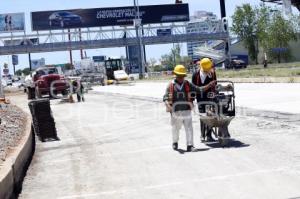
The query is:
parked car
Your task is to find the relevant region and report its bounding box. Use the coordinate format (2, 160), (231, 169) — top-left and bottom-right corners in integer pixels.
(1, 79), (7, 87)
(12, 76), (20, 82)
(6, 78), (13, 86)
(25, 67), (69, 99)
(49, 11), (82, 28)
(230, 59), (247, 69)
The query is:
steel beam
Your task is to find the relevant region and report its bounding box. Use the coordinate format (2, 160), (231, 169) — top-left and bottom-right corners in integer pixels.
(0, 32), (228, 55)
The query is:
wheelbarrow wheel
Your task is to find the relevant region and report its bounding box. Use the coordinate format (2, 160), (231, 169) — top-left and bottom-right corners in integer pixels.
(218, 137), (229, 147)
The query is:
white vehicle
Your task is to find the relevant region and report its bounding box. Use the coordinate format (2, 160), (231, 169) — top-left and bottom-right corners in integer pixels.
(6, 78), (12, 86)
(1, 79), (7, 87)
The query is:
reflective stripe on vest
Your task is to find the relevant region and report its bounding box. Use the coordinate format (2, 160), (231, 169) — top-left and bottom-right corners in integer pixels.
(168, 81), (192, 106)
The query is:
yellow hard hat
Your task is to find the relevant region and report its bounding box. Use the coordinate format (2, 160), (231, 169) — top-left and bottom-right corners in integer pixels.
(199, 58), (213, 72)
(173, 65), (187, 76)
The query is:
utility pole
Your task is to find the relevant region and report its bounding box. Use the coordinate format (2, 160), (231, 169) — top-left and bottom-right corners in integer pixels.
(134, 0), (145, 79)
(79, 28), (84, 60)
(68, 29), (73, 65)
(219, 0), (230, 66)
(220, 0), (226, 18)
(28, 53), (32, 73)
(0, 63), (4, 99)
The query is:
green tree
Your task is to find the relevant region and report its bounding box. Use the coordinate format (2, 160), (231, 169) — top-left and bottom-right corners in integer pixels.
(15, 69), (23, 76)
(153, 65), (164, 72)
(256, 5), (271, 52)
(180, 56), (192, 71)
(160, 44), (183, 70)
(232, 4), (298, 64)
(22, 68), (31, 76)
(267, 12), (297, 63)
(147, 58), (157, 72)
(3, 63), (8, 69)
(64, 63), (73, 70)
(232, 4), (259, 64)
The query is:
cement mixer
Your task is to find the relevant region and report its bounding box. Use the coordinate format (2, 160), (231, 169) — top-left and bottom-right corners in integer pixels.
(199, 81), (235, 146)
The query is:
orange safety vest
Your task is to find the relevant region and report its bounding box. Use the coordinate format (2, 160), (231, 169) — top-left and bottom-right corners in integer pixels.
(168, 80), (193, 109)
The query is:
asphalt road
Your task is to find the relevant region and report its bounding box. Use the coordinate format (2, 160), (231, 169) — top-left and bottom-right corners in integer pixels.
(12, 90), (300, 199)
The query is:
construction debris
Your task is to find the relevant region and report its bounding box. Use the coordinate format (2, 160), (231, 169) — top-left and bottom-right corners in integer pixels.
(0, 104), (27, 162)
(28, 99), (59, 142)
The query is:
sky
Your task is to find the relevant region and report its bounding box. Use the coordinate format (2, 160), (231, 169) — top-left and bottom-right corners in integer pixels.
(0, 0), (278, 73)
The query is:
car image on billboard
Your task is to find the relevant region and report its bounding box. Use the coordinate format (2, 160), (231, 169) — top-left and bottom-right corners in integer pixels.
(48, 11), (82, 28)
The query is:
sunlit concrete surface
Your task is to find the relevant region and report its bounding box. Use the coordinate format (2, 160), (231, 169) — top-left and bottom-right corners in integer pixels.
(10, 91), (300, 199)
(93, 82), (300, 114)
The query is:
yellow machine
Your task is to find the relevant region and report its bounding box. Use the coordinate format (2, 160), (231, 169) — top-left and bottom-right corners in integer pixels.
(104, 58), (130, 84)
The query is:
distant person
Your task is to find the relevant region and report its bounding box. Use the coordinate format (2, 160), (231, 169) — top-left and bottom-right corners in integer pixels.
(8, 15), (12, 30)
(263, 53), (268, 68)
(4, 15), (9, 31)
(72, 80), (85, 102)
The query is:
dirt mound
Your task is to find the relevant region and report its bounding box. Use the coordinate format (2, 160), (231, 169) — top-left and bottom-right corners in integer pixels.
(0, 104), (27, 163)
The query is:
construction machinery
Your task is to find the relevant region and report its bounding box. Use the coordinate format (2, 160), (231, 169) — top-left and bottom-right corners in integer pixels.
(104, 58), (131, 84)
(199, 80), (235, 146)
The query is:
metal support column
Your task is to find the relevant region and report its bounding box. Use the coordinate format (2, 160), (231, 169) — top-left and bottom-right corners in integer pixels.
(28, 53), (32, 72)
(68, 29), (73, 65)
(134, 0), (145, 79)
(0, 63), (4, 99)
(220, 0), (230, 66)
(79, 28), (84, 59)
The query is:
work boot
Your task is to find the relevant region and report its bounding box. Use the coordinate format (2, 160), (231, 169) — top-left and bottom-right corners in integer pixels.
(206, 135), (215, 142)
(172, 143), (178, 150)
(200, 136), (205, 143)
(186, 145), (195, 152)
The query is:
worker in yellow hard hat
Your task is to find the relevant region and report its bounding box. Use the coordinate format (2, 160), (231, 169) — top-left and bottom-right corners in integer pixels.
(192, 58), (217, 142)
(163, 64), (216, 152)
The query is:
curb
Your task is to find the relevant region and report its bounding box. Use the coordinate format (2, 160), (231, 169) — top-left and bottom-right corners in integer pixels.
(0, 114), (35, 199)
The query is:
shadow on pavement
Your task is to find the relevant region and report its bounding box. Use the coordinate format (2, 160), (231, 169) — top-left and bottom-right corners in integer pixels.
(205, 139), (250, 149)
(175, 148), (210, 154)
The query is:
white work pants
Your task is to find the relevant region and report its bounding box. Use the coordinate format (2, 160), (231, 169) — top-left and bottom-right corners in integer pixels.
(171, 110), (194, 146)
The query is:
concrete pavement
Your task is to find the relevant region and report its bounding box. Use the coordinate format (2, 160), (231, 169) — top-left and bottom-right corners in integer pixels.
(11, 91), (300, 199)
(92, 82), (300, 114)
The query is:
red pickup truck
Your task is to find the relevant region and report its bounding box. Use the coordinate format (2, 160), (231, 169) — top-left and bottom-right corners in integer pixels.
(26, 67), (69, 99)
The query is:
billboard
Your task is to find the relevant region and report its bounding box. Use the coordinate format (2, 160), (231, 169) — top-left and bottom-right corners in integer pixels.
(12, 55), (18, 65)
(93, 56), (106, 62)
(157, 28), (172, 36)
(127, 45), (141, 74)
(4, 38), (39, 46)
(31, 58), (45, 70)
(31, 4), (189, 31)
(0, 13), (25, 32)
(3, 68), (9, 75)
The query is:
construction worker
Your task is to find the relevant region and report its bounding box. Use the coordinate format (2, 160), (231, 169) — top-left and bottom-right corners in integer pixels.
(163, 65), (216, 152)
(72, 80), (85, 102)
(192, 58), (217, 142)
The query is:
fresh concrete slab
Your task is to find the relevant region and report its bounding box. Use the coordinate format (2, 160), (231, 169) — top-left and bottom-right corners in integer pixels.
(92, 82), (300, 114)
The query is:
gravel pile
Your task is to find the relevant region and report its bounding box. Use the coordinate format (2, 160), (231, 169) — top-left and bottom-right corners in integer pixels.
(0, 104), (27, 163)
